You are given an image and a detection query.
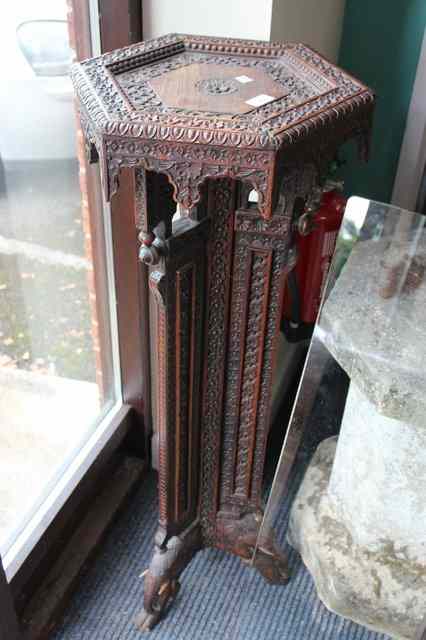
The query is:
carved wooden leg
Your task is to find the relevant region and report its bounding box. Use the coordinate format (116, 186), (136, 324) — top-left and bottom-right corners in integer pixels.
(135, 523), (201, 631)
(134, 169), (208, 629)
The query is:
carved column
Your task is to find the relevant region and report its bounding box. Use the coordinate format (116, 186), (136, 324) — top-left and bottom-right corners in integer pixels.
(198, 178), (236, 543)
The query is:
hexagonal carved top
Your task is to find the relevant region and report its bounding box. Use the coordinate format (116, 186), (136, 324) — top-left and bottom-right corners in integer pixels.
(71, 34), (375, 217)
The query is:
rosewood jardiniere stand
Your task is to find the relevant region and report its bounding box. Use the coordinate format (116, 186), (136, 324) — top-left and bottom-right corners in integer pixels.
(71, 33), (374, 630)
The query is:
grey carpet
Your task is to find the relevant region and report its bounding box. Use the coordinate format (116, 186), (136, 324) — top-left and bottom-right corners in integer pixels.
(52, 459), (389, 640)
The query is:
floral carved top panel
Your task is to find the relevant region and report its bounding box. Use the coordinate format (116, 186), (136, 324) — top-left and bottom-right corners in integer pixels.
(146, 63), (289, 115)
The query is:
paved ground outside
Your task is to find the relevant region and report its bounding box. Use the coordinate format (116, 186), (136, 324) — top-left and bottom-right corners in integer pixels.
(0, 367), (100, 552)
(0, 158), (104, 554)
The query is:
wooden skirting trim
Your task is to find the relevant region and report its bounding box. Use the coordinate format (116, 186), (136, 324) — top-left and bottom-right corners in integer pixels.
(20, 456), (146, 640)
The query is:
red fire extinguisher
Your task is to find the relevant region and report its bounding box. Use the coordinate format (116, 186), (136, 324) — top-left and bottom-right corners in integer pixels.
(282, 181), (346, 341)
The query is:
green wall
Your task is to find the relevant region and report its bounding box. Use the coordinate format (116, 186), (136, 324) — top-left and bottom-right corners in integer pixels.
(338, 1), (426, 203)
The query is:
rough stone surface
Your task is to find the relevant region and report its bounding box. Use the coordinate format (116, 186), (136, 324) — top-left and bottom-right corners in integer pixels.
(320, 235), (426, 426)
(328, 381), (426, 552)
(288, 437), (426, 640)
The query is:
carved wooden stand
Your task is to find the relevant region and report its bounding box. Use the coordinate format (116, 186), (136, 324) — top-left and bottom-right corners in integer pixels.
(71, 34), (374, 630)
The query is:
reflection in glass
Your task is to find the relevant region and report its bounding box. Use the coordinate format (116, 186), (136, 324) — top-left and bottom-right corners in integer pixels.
(17, 20), (72, 77)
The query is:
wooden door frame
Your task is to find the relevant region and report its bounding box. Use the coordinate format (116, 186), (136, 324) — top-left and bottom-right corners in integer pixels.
(73, 0), (148, 438)
(97, 0), (152, 456)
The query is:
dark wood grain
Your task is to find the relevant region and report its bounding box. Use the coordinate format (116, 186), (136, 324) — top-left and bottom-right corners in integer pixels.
(149, 63), (288, 115)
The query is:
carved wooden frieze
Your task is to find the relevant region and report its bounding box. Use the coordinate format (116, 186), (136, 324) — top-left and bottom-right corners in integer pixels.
(71, 33), (374, 218)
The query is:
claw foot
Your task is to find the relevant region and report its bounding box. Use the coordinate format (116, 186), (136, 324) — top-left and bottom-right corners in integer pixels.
(218, 511), (290, 585)
(134, 523), (200, 631)
(135, 578), (180, 631)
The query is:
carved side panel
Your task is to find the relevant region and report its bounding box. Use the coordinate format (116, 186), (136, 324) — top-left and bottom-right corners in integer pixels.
(234, 248), (273, 497)
(219, 212), (290, 514)
(199, 179), (236, 544)
(149, 220), (209, 537)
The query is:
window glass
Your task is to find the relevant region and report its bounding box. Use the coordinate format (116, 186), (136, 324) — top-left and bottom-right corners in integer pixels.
(0, 1), (119, 571)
